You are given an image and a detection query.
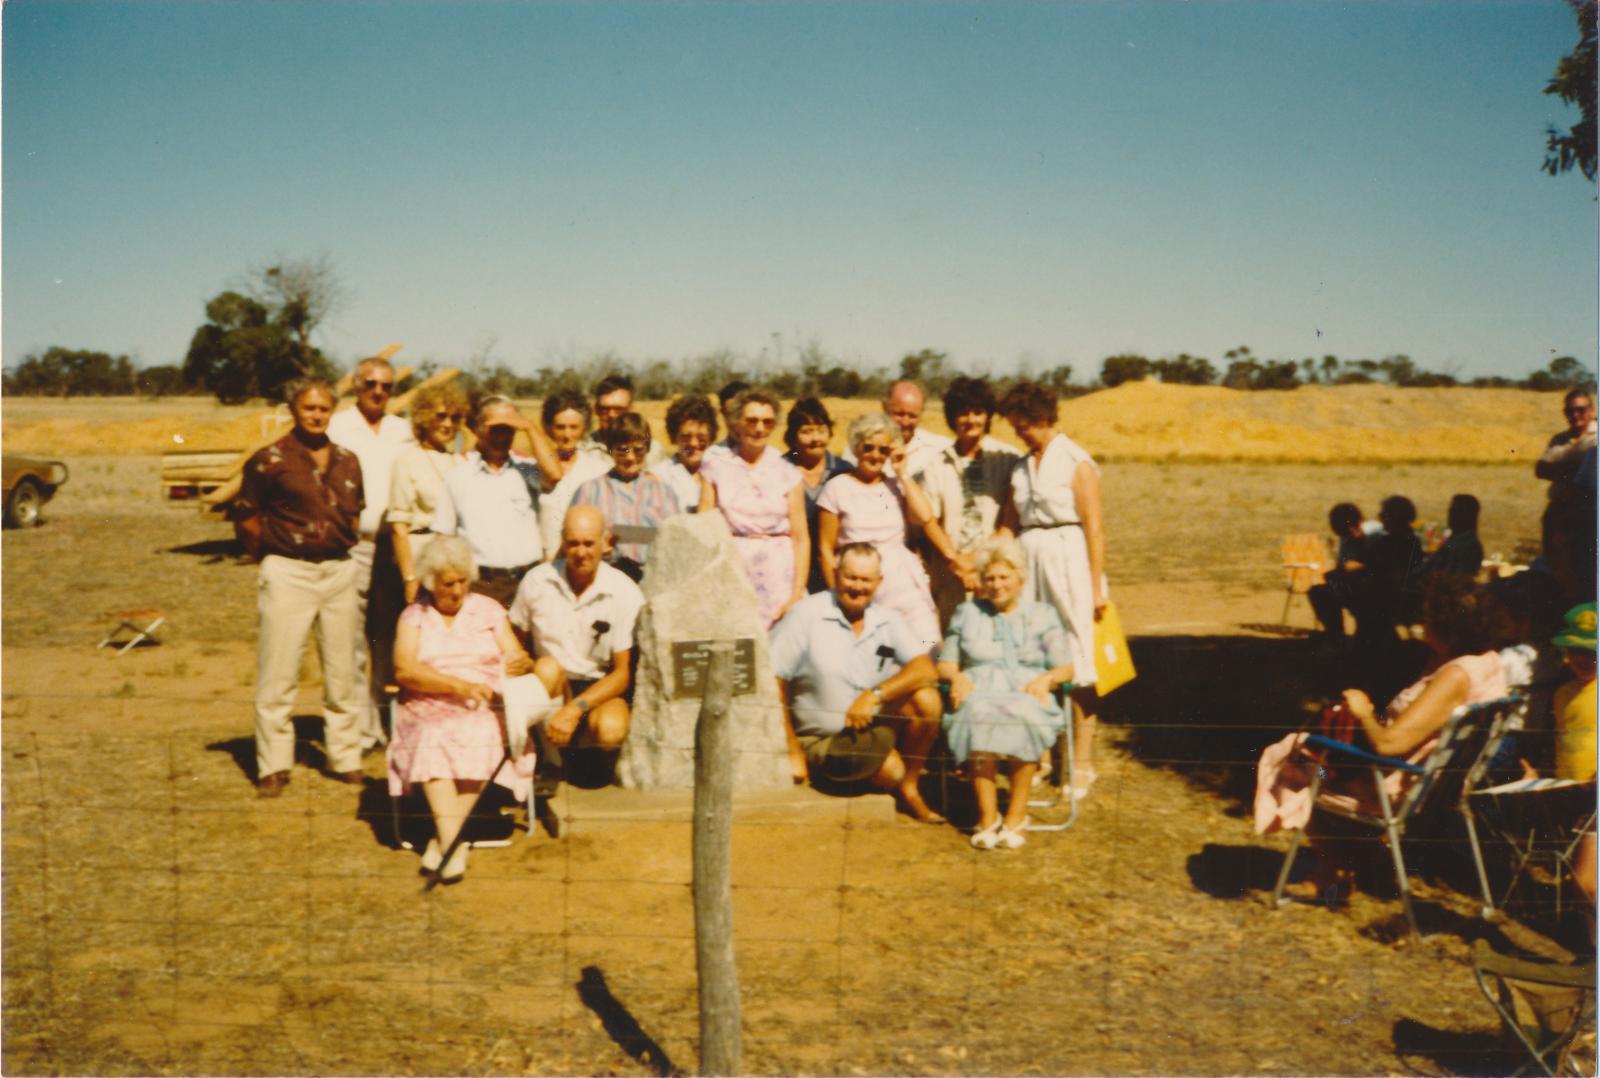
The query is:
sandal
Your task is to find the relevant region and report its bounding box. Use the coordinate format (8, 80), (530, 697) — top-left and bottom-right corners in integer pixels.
(970, 820), (1002, 850)
(418, 839), (443, 875)
(1070, 768), (1098, 802)
(996, 822), (1027, 850)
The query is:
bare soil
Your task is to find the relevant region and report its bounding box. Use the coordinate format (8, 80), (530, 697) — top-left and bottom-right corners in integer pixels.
(2, 440), (1585, 1075)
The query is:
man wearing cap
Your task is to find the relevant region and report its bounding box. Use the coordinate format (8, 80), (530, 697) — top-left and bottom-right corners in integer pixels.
(327, 355), (415, 749)
(1550, 602), (1597, 784)
(770, 542), (945, 822)
(510, 504), (643, 761)
(431, 396), (562, 608)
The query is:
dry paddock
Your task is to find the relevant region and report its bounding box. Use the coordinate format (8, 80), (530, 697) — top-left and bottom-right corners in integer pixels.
(2, 453), (1588, 1076)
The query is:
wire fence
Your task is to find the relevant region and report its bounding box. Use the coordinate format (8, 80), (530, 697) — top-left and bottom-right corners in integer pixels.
(2, 683), (1587, 1076)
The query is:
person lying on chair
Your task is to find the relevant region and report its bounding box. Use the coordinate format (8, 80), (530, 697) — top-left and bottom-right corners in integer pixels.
(769, 542), (945, 823)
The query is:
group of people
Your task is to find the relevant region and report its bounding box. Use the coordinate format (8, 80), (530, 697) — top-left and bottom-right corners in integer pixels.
(234, 363), (1114, 878)
(1256, 387), (1599, 915)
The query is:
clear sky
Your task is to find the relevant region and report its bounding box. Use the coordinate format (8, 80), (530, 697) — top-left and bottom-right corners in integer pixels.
(4, 0), (1596, 381)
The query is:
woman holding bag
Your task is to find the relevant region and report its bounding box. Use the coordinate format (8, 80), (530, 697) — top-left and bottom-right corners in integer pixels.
(997, 381), (1107, 802)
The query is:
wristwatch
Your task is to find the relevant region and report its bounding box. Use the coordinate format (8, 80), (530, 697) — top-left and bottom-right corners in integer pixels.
(868, 686), (884, 706)
(576, 697), (591, 716)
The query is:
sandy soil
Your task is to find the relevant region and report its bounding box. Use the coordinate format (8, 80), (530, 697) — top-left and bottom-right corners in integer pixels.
(1, 422), (1586, 1074)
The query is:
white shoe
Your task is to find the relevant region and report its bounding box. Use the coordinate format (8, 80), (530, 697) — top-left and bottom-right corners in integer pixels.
(440, 841), (468, 884)
(1070, 769), (1098, 802)
(970, 821), (1002, 850)
(419, 839), (443, 873)
(996, 822), (1027, 850)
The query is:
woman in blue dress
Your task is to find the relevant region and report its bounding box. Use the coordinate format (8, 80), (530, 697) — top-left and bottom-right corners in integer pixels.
(938, 535), (1075, 850)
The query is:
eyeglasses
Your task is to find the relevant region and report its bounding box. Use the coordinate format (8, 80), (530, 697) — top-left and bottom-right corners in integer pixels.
(743, 417), (776, 428)
(360, 379), (395, 391)
(857, 445), (892, 457)
(611, 444), (648, 458)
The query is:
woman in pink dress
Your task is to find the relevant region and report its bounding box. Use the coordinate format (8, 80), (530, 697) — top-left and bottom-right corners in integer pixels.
(1255, 575), (1511, 903)
(389, 536), (536, 883)
(816, 412), (968, 654)
(699, 388), (810, 629)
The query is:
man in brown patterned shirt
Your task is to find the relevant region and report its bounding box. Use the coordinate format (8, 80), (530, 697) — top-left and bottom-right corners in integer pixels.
(235, 378), (367, 797)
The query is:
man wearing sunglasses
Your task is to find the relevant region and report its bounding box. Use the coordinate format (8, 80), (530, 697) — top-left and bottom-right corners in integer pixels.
(328, 356), (416, 751)
(1538, 385), (1599, 602)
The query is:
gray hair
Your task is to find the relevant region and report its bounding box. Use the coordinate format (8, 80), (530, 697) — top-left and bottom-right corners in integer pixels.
(416, 535), (479, 591)
(972, 535), (1027, 581)
(835, 541), (882, 573)
(846, 411), (902, 456)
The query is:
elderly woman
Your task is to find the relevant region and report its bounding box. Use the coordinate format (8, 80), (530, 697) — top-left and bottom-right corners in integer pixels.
(923, 377), (1018, 625)
(387, 381), (470, 604)
(997, 381), (1106, 801)
(390, 536), (536, 883)
(817, 412), (965, 653)
(698, 387), (809, 628)
(938, 537), (1074, 850)
(782, 397), (854, 593)
(573, 411), (683, 580)
(1255, 575), (1511, 902)
(649, 394), (718, 510)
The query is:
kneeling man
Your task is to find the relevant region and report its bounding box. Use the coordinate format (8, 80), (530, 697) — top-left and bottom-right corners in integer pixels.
(770, 542), (945, 821)
(510, 504), (642, 757)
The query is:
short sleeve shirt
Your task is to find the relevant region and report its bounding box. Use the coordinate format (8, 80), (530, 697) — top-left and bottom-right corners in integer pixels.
(327, 408), (415, 538)
(921, 436), (1018, 551)
(572, 471), (683, 564)
(432, 452), (544, 570)
(237, 433), (364, 561)
(700, 444), (801, 538)
(508, 561), (645, 680)
(769, 591), (923, 737)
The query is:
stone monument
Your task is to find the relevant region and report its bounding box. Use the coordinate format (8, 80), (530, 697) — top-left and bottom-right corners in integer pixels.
(616, 511), (792, 790)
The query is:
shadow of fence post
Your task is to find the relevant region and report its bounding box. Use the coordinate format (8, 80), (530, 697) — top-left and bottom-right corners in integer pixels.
(693, 642), (741, 1076)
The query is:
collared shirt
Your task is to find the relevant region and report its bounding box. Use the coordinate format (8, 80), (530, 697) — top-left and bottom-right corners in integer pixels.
(508, 560), (645, 680)
(327, 408), (415, 538)
(1010, 432), (1097, 528)
(572, 470), (682, 565)
(237, 432), (364, 561)
(769, 590), (922, 737)
(387, 446), (458, 531)
(648, 457), (706, 512)
(921, 435), (1018, 551)
(539, 446), (613, 562)
(432, 451), (544, 570)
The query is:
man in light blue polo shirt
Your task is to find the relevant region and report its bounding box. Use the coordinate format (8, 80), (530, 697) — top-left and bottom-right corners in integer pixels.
(770, 543), (944, 822)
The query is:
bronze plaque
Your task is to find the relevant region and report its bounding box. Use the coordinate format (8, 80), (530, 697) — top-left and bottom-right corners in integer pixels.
(671, 638), (757, 699)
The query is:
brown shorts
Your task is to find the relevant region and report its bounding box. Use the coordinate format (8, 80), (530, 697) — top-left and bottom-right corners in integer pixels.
(799, 725), (896, 784)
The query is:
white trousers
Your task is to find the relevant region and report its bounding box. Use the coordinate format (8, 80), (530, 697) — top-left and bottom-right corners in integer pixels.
(255, 554), (364, 777)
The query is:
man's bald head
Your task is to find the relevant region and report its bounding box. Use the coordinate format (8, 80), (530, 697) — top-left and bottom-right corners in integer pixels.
(884, 380), (926, 443)
(561, 503), (609, 585)
(563, 503), (605, 544)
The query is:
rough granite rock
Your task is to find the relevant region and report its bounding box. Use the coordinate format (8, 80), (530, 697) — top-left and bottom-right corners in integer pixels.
(616, 512), (792, 790)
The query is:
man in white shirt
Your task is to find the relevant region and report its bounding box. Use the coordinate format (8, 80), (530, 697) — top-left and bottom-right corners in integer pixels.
(326, 356), (414, 749)
(511, 504), (644, 763)
(770, 543), (945, 822)
(432, 397), (559, 608)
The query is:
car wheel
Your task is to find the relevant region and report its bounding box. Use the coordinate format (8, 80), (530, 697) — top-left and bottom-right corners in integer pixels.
(5, 478), (44, 528)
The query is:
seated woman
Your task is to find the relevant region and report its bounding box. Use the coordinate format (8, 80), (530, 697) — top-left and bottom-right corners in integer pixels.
(389, 536), (536, 883)
(781, 397), (853, 593)
(1255, 574), (1511, 902)
(573, 411), (683, 581)
(937, 536), (1074, 850)
(648, 394), (718, 511)
(817, 412), (967, 653)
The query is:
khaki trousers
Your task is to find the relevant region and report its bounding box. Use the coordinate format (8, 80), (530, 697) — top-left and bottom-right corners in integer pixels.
(350, 539), (387, 746)
(255, 554), (363, 777)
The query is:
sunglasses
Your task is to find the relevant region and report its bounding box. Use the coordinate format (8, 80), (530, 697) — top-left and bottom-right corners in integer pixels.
(360, 378), (395, 391)
(743, 417), (777, 428)
(611, 444), (649, 458)
(857, 445), (892, 457)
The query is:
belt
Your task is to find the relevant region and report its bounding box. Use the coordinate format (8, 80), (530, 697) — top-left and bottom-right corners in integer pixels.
(1023, 521), (1080, 531)
(480, 563), (534, 580)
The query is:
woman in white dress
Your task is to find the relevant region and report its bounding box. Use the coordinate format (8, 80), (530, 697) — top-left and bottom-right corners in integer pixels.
(816, 412), (968, 654)
(997, 380), (1106, 801)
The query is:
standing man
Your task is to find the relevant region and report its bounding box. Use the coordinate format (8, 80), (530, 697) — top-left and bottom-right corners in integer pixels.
(432, 396), (561, 608)
(327, 355), (414, 749)
(1536, 387), (1597, 488)
(770, 543), (945, 822)
(871, 380), (954, 483)
(591, 372), (669, 467)
(1538, 386), (1599, 601)
(234, 379), (366, 797)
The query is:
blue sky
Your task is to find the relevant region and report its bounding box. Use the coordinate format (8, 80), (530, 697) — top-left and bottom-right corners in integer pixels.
(4, 0), (1595, 381)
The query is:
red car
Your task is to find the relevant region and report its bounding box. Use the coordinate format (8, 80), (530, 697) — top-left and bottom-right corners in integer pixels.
(2, 455), (69, 527)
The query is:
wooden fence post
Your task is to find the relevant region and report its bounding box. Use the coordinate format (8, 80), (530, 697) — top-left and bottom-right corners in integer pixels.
(693, 642), (741, 1076)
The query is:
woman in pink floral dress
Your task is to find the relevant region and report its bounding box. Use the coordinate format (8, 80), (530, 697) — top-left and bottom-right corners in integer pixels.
(390, 536), (536, 883)
(698, 388), (810, 629)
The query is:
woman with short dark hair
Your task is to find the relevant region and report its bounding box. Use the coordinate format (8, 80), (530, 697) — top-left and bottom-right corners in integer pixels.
(923, 376), (1016, 624)
(574, 412), (684, 579)
(650, 394), (719, 511)
(782, 397), (853, 593)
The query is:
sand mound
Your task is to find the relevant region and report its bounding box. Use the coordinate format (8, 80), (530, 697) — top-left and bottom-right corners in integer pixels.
(0, 384), (1565, 463)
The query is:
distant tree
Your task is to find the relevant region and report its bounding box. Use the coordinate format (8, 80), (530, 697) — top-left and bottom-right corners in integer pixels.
(1320, 354), (1340, 382)
(183, 289), (328, 403)
(816, 365), (864, 398)
(1221, 360), (1259, 390)
(898, 348), (949, 393)
(135, 365), (190, 397)
(1152, 353), (1216, 385)
(245, 256), (346, 375)
(1471, 375), (1517, 388)
(1544, 0), (1597, 181)
(1041, 364), (1075, 393)
(1300, 357), (1319, 384)
(1253, 361), (1303, 390)
(5, 346), (137, 395)
(1100, 354), (1151, 387)
(1525, 354), (1596, 390)
(1378, 354), (1417, 385)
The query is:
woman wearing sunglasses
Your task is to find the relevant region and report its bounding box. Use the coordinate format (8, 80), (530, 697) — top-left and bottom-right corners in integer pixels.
(572, 411), (683, 582)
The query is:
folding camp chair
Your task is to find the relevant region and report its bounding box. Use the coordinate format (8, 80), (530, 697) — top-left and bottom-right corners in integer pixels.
(1268, 694), (1523, 936)
(1466, 772), (1597, 923)
(1471, 938), (1596, 1077)
(1279, 533), (1332, 628)
(98, 608), (165, 654)
(932, 682), (1077, 833)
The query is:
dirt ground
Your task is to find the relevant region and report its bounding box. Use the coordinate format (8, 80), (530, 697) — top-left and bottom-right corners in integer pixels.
(2, 442), (1589, 1075)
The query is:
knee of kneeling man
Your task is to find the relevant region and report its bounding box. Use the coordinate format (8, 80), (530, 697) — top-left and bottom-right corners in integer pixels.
(909, 686), (944, 719)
